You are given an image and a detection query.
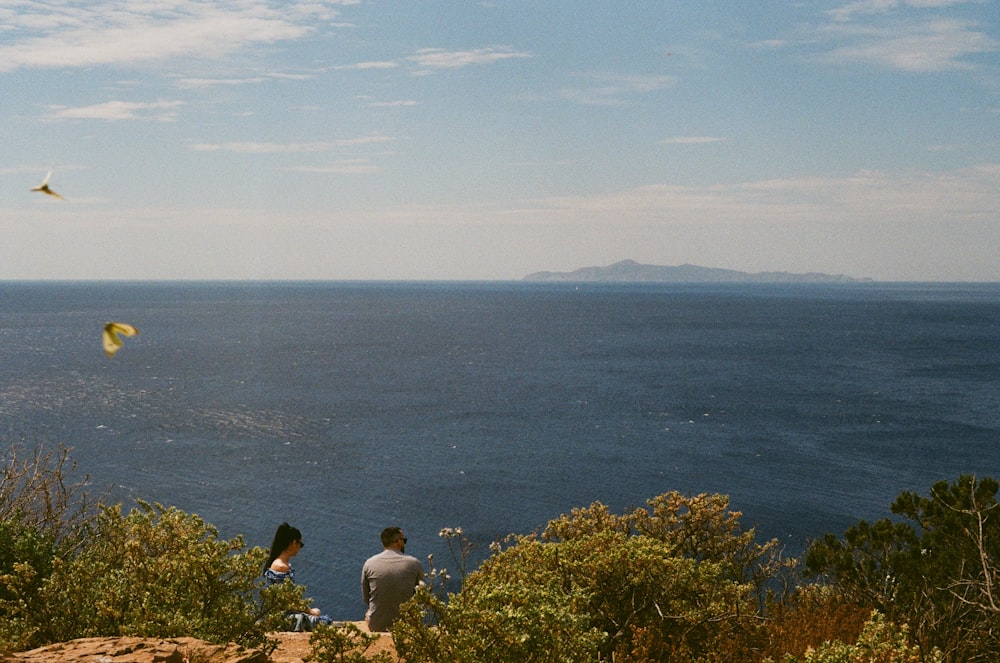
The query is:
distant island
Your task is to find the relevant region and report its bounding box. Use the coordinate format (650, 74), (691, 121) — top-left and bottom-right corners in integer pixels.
(523, 260), (871, 283)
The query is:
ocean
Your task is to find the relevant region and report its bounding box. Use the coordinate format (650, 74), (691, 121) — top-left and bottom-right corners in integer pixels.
(1, 281), (998, 620)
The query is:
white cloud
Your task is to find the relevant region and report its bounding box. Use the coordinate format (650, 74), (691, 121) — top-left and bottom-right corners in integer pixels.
(828, 0), (973, 22)
(174, 77), (268, 89)
(0, 1), (348, 72)
(822, 18), (997, 71)
(334, 133), (394, 145)
(337, 48), (532, 74)
(661, 136), (727, 145)
(173, 72), (313, 88)
(267, 72), (316, 81)
(407, 47), (532, 70)
(558, 73), (676, 106)
(334, 61), (400, 70)
(189, 133), (394, 153)
(749, 39), (789, 49)
(285, 160), (378, 175)
(525, 166), (1000, 226)
(190, 141), (336, 154)
(45, 99), (184, 121)
(367, 100), (419, 108)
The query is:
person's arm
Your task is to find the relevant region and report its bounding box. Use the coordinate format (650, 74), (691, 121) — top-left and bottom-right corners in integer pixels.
(361, 565), (371, 604)
(411, 559), (425, 587)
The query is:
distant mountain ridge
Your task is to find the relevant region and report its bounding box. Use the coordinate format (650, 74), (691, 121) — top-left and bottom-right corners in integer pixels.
(523, 260), (870, 283)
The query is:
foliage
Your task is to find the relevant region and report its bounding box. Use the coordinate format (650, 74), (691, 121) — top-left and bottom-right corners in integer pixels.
(0, 439), (103, 542)
(0, 499), (301, 652)
(547, 492), (793, 602)
(5, 439), (997, 663)
(779, 611), (943, 663)
(393, 491), (790, 662)
(804, 475), (1000, 662)
(394, 551), (604, 663)
(758, 584), (870, 662)
(306, 622), (394, 663)
(0, 516), (58, 651)
(42, 502), (296, 646)
(0, 441), (307, 653)
(0, 440), (102, 652)
(436, 526), (474, 588)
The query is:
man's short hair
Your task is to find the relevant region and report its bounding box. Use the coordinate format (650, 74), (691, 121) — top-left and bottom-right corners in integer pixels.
(381, 526), (403, 547)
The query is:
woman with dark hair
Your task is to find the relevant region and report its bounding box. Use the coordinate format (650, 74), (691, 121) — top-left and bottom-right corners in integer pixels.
(264, 522), (332, 631)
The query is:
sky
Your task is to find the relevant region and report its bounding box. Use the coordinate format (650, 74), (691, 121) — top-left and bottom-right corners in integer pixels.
(2, 0), (998, 281)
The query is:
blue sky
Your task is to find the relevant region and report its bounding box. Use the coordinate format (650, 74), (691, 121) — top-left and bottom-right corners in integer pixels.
(2, 0), (998, 281)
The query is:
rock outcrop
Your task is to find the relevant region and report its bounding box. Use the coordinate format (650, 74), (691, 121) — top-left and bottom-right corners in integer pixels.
(2, 636), (269, 663)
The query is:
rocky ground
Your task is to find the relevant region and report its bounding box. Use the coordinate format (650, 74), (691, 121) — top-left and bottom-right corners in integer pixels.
(1, 624), (398, 663)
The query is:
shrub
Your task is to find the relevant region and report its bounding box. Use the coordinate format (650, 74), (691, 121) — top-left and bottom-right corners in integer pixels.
(805, 475), (1000, 661)
(394, 492), (788, 662)
(780, 611), (943, 663)
(395, 555), (605, 663)
(0, 440), (102, 541)
(0, 439), (101, 652)
(759, 584), (870, 661)
(0, 441), (304, 653)
(307, 622), (394, 663)
(18, 501), (297, 650)
(0, 517), (58, 651)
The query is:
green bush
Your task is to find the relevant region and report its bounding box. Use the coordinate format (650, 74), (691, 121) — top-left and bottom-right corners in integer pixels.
(779, 611), (942, 663)
(0, 440), (306, 653)
(0, 440), (101, 542)
(758, 584), (870, 661)
(805, 475), (1000, 661)
(308, 622), (394, 663)
(394, 492), (788, 663)
(37, 501), (295, 646)
(6, 438), (994, 663)
(395, 539), (606, 663)
(0, 500), (301, 652)
(0, 517), (59, 651)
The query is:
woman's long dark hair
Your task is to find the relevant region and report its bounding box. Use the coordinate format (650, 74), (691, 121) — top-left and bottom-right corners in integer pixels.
(264, 522), (302, 574)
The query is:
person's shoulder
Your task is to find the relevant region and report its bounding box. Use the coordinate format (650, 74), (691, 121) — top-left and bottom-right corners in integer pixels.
(362, 550), (385, 566)
(270, 558), (291, 573)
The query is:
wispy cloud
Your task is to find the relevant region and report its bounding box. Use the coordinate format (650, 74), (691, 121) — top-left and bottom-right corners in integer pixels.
(333, 133), (395, 146)
(527, 165), (1000, 225)
(926, 142), (966, 152)
(190, 141), (335, 154)
(749, 39), (790, 50)
(827, 0), (973, 23)
(814, 0), (998, 72)
(174, 77), (268, 89)
(407, 46), (532, 70)
(0, 1), (349, 72)
(367, 99), (419, 108)
(821, 18), (997, 71)
(285, 160), (378, 175)
(189, 134), (394, 153)
(45, 100), (184, 121)
(173, 72), (314, 89)
(334, 61), (400, 70)
(558, 73), (676, 106)
(333, 47), (532, 75)
(661, 136), (728, 145)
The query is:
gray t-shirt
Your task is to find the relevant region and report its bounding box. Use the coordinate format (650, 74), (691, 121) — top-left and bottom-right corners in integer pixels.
(361, 549), (424, 631)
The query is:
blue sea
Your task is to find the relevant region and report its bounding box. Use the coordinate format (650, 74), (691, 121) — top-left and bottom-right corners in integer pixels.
(1, 281), (998, 620)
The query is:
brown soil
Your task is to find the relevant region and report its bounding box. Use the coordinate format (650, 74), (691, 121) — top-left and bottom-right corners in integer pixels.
(1, 623), (398, 663)
(269, 624), (398, 662)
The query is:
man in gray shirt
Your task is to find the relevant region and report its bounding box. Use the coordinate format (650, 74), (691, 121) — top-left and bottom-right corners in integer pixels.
(361, 527), (424, 632)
